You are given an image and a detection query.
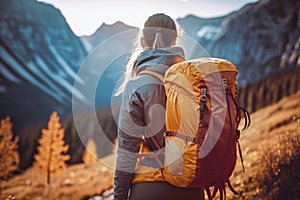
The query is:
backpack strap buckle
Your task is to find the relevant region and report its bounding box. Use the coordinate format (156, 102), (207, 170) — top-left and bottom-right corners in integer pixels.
(222, 79), (228, 90)
(200, 88), (207, 119)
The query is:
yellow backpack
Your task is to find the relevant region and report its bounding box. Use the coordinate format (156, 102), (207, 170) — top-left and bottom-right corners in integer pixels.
(138, 58), (250, 199)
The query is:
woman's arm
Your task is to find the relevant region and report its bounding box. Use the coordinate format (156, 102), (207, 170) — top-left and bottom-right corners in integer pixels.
(114, 82), (144, 200)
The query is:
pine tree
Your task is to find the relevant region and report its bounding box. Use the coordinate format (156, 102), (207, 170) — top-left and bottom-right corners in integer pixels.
(0, 117), (19, 180)
(82, 139), (98, 164)
(34, 112), (70, 185)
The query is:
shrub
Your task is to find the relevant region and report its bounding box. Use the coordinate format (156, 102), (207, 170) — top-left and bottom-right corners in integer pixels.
(257, 129), (300, 199)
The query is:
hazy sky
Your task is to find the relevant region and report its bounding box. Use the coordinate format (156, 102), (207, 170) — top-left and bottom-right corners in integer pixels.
(38, 0), (258, 36)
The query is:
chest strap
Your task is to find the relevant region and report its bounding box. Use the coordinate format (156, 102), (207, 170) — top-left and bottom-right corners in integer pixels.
(166, 131), (204, 144)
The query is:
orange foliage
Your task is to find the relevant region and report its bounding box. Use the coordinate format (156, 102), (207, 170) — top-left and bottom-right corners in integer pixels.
(0, 117), (19, 180)
(113, 137), (118, 154)
(34, 112), (70, 185)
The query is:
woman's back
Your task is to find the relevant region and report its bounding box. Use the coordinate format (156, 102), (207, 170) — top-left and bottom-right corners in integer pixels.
(114, 13), (204, 200)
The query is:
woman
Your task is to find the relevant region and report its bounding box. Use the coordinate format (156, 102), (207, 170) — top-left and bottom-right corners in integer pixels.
(114, 13), (204, 200)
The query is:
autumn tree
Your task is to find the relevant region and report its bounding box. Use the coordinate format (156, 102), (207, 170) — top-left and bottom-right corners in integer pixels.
(82, 138), (99, 164)
(0, 117), (19, 180)
(34, 112), (70, 185)
(113, 137), (118, 154)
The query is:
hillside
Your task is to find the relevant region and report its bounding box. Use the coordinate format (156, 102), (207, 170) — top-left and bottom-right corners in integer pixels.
(1, 91), (299, 200)
(228, 91), (300, 199)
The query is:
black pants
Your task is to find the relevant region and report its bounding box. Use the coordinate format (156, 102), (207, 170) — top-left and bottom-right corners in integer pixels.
(129, 182), (204, 200)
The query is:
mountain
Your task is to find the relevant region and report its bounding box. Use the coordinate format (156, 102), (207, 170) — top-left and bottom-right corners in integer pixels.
(208, 0), (299, 85)
(177, 0), (299, 86)
(81, 21), (136, 51)
(1, 0), (299, 120)
(177, 15), (224, 48)
(0, 0), (87, 122)
(0, 0), (87, 168)
(79, 21), (138, 108)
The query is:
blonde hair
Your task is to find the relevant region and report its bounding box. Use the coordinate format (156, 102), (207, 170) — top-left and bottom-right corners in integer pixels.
(114, 13), (184, 96)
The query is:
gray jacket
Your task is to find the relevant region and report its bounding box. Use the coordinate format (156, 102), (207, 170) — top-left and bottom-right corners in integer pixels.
(114, 47), (185, 200)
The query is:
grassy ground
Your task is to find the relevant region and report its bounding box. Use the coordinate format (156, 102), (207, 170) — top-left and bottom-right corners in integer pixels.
(0, 162), (114, 200)
(227, 91), (300, 199)
(1, 91), (299, 200)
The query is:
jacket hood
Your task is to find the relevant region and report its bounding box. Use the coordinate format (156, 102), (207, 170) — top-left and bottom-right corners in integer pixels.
(134, 46), (185, 76)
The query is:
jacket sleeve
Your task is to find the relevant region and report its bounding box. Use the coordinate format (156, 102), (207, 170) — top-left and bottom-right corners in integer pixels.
(114, 82), (144, 200)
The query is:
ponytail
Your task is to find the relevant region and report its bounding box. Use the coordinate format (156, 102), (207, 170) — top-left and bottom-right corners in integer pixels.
(152, 31), (166, 49)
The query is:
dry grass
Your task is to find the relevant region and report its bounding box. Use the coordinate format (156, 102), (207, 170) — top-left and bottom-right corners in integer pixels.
(256, 131), (300, 199)
(227, 91), (300, 200)
(0, 162), (114, 200)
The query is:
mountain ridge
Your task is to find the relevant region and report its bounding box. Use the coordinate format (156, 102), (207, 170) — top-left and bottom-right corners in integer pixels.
(0, 0), (87, 168)
(208, 0), (300, 85)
